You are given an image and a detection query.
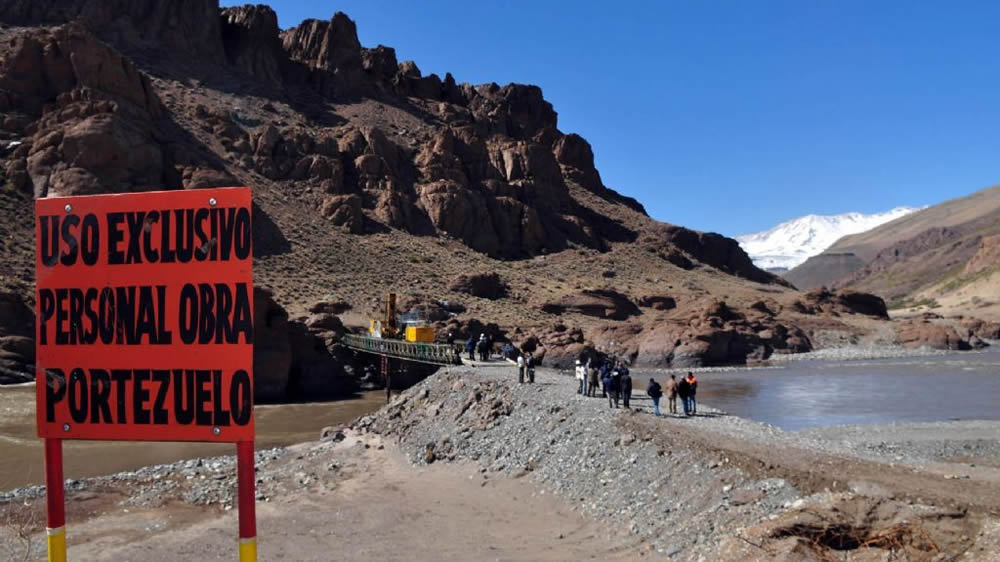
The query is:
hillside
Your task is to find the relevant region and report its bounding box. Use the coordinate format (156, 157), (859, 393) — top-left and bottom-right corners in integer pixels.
(735, 207), (916, 271)
(785, 185), (1000, 319)
(0, 1), (992, 396)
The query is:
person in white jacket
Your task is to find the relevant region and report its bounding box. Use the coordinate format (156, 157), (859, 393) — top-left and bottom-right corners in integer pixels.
(575, 359), (586, 394)
(517, 353), (526, 384)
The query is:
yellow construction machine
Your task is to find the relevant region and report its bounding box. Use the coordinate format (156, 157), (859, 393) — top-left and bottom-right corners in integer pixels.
(369, 293), (434, 342)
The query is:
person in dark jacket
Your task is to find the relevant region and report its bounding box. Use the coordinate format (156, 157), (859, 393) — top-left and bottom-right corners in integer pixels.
(599, 362), (610, 398)
(603, 371), (618, 408)
(619, 363), (632, 408)
(677, 376), (691, 416)
(686, 372), (698, 415)
(646, 378), (663, 416)
(465, 338), (476, 361)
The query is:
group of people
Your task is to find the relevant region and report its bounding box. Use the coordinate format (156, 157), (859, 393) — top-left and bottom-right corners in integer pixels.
(574, 358), (634, 408)
(573, 359), (699, 416)
(645, 373), (698, 416)
(464, 333), (494, 361)
(457, 333), (518, 363)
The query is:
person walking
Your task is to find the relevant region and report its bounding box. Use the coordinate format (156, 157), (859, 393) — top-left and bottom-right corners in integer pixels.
(686, 372), (698, 415)
(587, 365), (599, 397)
(477, 335), (488, 361)
(599, 361), (609, 398)
(517, 353), (525, 383)
(665, 374), (678, 414)
(619, 363), (632, 409)
(603, 370), (618, 408)
(465, 338), (476, 361)
(526, 352), (535, 383)
(677, 375), (691, 416)
(575, 360), (586, 394)
(646, 378), (663, 416)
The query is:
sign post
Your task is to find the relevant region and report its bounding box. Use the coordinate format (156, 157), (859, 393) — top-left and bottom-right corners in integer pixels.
(35, 187), (256, 561)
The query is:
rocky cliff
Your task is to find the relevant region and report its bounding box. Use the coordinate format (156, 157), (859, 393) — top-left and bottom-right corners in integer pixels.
(0, 1), (943, 397)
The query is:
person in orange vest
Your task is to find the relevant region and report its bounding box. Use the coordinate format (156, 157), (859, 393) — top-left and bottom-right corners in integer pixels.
(685, 372), (698, 415)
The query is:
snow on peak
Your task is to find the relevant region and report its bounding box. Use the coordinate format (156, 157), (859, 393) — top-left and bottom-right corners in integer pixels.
(735, 206), (920, 271)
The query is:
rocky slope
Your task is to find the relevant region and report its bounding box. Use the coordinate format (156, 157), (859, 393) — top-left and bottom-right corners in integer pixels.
(0, 1), (986, 396)
(785, 185), (1000, 320)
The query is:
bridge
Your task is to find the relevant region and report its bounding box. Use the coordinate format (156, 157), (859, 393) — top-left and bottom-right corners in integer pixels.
(340, 334), (462, 366)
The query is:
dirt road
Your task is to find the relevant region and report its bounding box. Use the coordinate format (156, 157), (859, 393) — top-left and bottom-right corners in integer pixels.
(62, 434), (642, 561)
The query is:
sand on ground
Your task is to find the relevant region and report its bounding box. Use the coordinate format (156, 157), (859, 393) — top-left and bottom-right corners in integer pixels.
(64, 434), (643, 561)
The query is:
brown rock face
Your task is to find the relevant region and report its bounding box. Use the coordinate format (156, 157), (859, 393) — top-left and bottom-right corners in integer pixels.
(654, 225), (787, 286)
(0, 290), (34, 384)
(320, 194), (364, 233)
(541, 290), (640, 321)
(0, 0), (226, 64)
(253, 287), (292, 402)
(280, 13), (367, 98)
(798, 289), (889, 318)
(581, 299), (811, 368)
(896, 317), (979, 351)
(286, 318), (354, 399)
(0, 24), (184, 197)
(449, 272), (509, 300)
(221, 4), (285, 88)
(960, 317), (1000, 340)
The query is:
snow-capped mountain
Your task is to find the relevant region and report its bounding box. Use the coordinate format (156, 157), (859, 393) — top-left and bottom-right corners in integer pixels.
(735, 207), (920, 271)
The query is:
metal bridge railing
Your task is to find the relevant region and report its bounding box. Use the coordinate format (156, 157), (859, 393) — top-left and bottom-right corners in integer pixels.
(341, 334), (461, 366)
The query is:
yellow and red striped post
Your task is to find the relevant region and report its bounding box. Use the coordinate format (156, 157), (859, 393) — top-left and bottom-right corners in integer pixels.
(237, 440), (257, 561)
(44, 438), (67, 562)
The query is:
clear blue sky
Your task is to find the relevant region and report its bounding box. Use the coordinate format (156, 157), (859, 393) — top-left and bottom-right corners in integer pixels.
(224, 1), (1000, 235)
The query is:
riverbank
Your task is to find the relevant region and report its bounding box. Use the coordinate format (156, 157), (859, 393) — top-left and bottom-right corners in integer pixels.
(3, 365), (1000, 560)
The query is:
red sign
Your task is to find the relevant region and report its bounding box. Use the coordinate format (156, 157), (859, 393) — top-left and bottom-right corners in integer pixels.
(35, 188), (254, 443)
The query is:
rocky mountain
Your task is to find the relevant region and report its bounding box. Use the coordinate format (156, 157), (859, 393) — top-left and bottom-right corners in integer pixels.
(785, 185), (1000, 320)
(0, 1), (990, 396)
(735, 207), (918, 271)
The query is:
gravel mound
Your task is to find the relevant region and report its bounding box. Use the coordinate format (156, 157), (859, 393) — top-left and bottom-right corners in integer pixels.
(353, 367), (807, 558)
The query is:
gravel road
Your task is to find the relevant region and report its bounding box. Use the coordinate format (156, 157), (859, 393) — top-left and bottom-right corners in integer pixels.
(3, 363), (1000, 560)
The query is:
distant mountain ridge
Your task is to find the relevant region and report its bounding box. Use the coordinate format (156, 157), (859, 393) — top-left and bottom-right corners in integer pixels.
(735, 207), (919, 271)
(786, 185), (1000, 320)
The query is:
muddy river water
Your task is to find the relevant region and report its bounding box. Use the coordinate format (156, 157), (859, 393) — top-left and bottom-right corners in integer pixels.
(0, 388), (386, 490)
(643, 349), (1000, 430)
(2, 350), (999, 489)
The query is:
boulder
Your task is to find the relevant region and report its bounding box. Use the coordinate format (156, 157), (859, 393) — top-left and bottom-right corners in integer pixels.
(320, 194), (364, 234)
(896, 319), (976, 350)
(804, 289), (888, 319)
(959, 317), (1000, 340)
(449, 272), (508, 300)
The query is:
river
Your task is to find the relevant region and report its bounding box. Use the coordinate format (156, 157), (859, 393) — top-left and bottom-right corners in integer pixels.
(0, 387), (386, 490)
(3, 350), (1000, 490)
(643, 349), (1000, 430)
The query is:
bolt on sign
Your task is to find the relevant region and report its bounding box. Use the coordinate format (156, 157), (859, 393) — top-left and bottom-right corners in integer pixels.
(35, 187), (258, 561)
